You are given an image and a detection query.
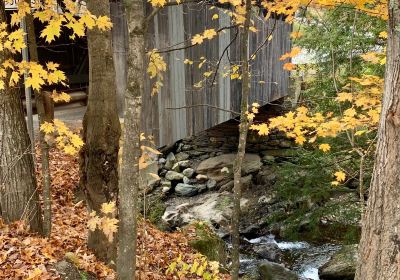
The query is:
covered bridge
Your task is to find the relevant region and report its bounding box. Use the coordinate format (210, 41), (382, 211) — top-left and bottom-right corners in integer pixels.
(111, 2), (292, 146)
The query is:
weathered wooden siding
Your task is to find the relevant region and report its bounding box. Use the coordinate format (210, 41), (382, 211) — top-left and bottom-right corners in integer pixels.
(111, 3), (291, 146)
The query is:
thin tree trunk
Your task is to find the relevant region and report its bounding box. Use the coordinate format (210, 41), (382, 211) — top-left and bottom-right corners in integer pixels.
(80, 0), (121, 263)
(0, 0), (43, 233)
(231, 2), (252, 279)
(116, 0), (144, 278)
(24, 0), (52, 237)
(355, 3), (400, 279)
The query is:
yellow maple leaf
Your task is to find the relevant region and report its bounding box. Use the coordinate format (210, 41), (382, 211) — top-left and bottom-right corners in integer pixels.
(101, 217), (118, 242)
(319, 143), (331, 152)
(192, 34), (204, 45)
(149, 0), (167, 7)
(212, 14), (219, 20)
(379, 31), (387, 39)
(257, 124), (269, 136)
(336, 92), (353, 102)
(40, 122), (55, 134)
(40, 18), (63, 43)
(87, 215), (101, 232)
(334, 171), (346, 182)
(96, 16), (113, 31)
(64, 145), (77, 155)
(101, 201), (116, 215)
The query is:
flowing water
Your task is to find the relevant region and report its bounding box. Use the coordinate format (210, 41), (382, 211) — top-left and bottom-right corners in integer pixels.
(243, 235), (341, 280)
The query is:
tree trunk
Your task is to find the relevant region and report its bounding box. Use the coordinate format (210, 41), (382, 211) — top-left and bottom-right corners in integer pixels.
(231, 2), (252, 280)
(355, 3), (400, 279)
(0, 0), (43, 233)
(80, 0), (121, 263)
(116, 0), (144, 278)
(25, 0), (52, 237)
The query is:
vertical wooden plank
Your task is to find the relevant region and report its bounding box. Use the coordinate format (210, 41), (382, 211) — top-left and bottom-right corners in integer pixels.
(218, 8), (232, 122)
(167, 5), (187, 141)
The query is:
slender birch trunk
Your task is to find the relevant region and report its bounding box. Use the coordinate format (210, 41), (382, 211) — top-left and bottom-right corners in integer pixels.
(231, 1), (252, 279)
(116, 0), (144, 278)
(24, 0), (52, 237)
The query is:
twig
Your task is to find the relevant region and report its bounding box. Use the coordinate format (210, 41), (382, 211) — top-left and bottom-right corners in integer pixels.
(210, 27), (239, 86)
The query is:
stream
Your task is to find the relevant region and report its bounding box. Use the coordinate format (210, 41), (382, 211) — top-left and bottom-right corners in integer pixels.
(241, 235), (341, 280)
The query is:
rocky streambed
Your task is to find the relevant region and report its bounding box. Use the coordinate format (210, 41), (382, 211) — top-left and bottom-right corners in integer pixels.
(140, 130), (361, 280)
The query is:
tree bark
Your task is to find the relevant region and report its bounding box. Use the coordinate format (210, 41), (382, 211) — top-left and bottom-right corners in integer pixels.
(355, 3), (400, 279)
(231, 2), (252, 280)
(0, 0), (43, 233)
(116, 0), (144, 278)
(25, 0), (52, 237)
(80, 0), (121, 263)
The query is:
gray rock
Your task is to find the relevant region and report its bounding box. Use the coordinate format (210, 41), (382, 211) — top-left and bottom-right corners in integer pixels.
(175, 152), (190, 161)
(55, 260), (96, 280)
(279, 140), (292, 148)
(176, 143), (184, 152)
(196, 174), (209, 183)
(256, 167), (277, 186)
(171, 162), (181, 172)
(207, 179), (217, 190)
(182, 144), (193, 151)
(175, 183), (198, 197)
(165, 171), (184, 181)
(162, 192), (249, 236)
(182, 168), (195, 178)
(196, 184), (207, 193)
(183, 176), (190, 184)
(319, 244), (358, 280)
(257, 261), (298, 280)
(199, 154), (211, 160)
(161, 180), (172, 188)
(253, 243), (282, 262)
(162, 186), (171, 193)
(177, 160), (190, 169)
(241, 174), (253, 191)
(159, 158), (166, 165)
(219, 180), (234, 192)
(258, 194), (276, 204)
(165, 152), (176, 169)
(196, 153), (261, 183)
(262, 155), (275, 163)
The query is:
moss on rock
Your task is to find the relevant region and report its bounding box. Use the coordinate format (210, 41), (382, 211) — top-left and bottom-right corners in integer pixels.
(188, 223), (227, 266)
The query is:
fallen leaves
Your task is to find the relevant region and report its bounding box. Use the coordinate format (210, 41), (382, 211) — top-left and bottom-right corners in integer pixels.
(0, 145), (229, 279)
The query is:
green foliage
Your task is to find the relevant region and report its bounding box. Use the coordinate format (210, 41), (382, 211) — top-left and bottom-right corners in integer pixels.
(269, 147), (363, 243)
(295, 5), (386, 112)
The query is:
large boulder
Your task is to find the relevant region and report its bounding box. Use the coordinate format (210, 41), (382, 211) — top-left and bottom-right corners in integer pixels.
(196, 153), (261, 183)
(319, 244), (358, 280)
(258, 261), (298, 280)
(162, 192), (249, 236)
(242, 261), (298, 280)
(253, 243), (282, 262)
(188, 224), (227, 265)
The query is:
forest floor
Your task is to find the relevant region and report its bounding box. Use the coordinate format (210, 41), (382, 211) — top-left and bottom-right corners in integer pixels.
(0, 146), (229, 279)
